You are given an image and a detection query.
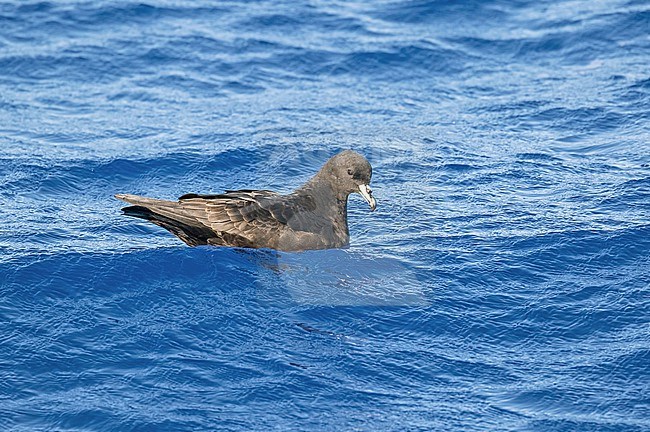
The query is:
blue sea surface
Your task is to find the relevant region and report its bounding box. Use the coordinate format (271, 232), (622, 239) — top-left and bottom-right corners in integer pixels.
(1, 0), (649, 430)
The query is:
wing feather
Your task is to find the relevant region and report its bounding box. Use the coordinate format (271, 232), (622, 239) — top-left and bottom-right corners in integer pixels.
(176, 189), (310, 248)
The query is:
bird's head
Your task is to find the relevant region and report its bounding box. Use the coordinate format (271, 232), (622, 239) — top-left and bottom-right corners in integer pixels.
(323, 150), (376, 211)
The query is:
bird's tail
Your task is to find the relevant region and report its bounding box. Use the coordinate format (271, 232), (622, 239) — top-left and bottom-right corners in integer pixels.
(115, 194), (213, 246)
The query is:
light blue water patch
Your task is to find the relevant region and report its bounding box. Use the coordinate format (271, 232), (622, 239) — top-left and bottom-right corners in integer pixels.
(259, 249), (428, 307)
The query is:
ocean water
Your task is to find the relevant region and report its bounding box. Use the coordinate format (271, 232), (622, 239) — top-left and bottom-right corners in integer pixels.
(1, 0), (649, 430)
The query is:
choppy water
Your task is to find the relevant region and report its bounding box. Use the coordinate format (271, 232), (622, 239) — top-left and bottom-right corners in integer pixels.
(1, 0), (649, 430)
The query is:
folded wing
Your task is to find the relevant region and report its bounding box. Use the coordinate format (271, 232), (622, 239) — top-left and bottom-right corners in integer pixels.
(117, 190), (322, 249)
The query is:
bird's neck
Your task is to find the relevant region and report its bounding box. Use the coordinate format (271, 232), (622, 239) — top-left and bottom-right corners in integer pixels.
(298, 173), (349, 223)
(300, 171), (348, 207)
(294, 172), (350, 246)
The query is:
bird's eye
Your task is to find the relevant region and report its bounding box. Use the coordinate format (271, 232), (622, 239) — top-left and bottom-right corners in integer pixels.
(347, 169), (354, 176)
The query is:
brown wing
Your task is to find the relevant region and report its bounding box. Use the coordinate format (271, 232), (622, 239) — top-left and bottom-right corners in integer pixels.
(177, 190), (319, 249)
(117, 190), (336, 250)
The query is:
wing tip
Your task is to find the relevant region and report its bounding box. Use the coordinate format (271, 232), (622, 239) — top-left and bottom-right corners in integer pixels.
(178, 193), (200, 200)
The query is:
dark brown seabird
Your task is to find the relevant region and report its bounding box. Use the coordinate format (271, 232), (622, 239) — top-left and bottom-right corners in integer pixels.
(115, 150), (376, 251)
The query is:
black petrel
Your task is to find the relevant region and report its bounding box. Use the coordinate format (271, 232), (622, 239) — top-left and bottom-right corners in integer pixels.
(115, 150), (376, 251)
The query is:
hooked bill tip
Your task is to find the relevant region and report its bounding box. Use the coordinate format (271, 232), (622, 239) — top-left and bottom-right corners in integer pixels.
(358, 184), (376, 211)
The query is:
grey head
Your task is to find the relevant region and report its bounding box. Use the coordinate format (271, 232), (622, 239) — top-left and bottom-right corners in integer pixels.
(311, 150), (376, 211)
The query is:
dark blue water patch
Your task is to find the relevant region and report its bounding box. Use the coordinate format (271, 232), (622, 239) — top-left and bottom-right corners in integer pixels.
(83, 145), (265, 176)
(598, 176), (650, 211)
(222, 79), (266, 94)
(237, 9), (374, 35)
(603, 9), (650, 42)
(515, 152), (563, 163)
(0, 1), (53, 37)
(247, 13), (316, 29)
(617, 77), (650, 112)
(136, 46), (191, 67)
(527, 419), (648, 432)
(224, 41), (470, 80)
(371, 0), (514, 25)
(0, 250), (254, 428)
(449, 34), (576, 66)
(0, 248), (431, 430)
(1, 148), (268, 200)
(0, 53), (122, 83)
(333, 43), (467, 77)
(628, 77), (650, 92)
(511, 107), (628, 135)
(9, 2), (229, 35)
(136, 73), (224, 98)
(106, 90), (165, 103)
(163, 34), (238, 57)
(31, 95), (96, 114)
(448, 6), (650, 66)
(10, 1), (55, 14)
(67, 3), (182, 26)
(472, 99), (550, 115)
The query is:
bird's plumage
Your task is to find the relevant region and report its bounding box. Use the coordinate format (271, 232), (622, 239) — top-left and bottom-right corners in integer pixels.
(116, 150), (375, 251)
